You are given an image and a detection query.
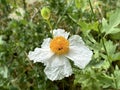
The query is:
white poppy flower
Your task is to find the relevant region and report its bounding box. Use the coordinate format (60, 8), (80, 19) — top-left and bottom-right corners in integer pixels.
(8, 7), (25, 21)
(28, 29), (93, 81)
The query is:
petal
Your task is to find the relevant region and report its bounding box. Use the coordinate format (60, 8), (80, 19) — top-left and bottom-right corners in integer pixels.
(69, 35), (85, 46)
(53, 29), (69, 39)
(28, 48), (54, 64)
(44, 56), (72, 81)
(65, 46), (93, 69)
(41, 38), (51, 48)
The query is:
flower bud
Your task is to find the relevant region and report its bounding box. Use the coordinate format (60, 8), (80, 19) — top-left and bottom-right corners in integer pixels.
(41, 7), (50, 20)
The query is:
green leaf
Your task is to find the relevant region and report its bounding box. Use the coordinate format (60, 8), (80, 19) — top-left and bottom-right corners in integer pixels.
(103, 40), (120, 62)
(75, 0), (81, 9)
(110, 32), (120, 40)
(75, 0), (88, 11)
(74, 68), (101, 90)
(97, 73), (113, 88)
(112, 52), (120, 61)
(112, 66), (120, 89)
(106, 27), (120, 35)
(101, 60), (110, 70)
(102, 18), (108, 32)
(104, 40), (117, 55)
(109, 9), (120, 27)
(78, 21), (98, 31)
(102, 9), (120, 35)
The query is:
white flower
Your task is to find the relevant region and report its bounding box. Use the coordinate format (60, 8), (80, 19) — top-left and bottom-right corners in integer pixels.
(8, 7), (25, 21)
(28, 29), (93, 81)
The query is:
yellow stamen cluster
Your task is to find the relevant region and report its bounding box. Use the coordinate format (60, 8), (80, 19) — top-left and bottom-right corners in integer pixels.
(50, 36), (69, 55)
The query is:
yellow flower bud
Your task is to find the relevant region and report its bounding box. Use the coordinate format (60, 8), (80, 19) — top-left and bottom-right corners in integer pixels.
(41, 7), (50, 20)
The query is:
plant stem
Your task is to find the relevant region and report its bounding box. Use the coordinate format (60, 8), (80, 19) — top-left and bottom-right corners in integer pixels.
(98, 24), (111, 64)
(88, 0), (95, 20)
(47, 20), (52, 30)
(98, 25), (118, 89)
(88, 0), (118, 89)
(46, 20), (53, 35)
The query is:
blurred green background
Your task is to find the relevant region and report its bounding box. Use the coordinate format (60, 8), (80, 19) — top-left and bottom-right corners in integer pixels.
(0, 0), (120, 90)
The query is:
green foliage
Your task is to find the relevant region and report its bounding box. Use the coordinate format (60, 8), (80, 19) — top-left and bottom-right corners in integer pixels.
(75, 0), (88, 10)
(0, 0), (120, 90)
(113, 66), (120, 89)
(74, 68), (114, 90)
(102, 9), (120, 35)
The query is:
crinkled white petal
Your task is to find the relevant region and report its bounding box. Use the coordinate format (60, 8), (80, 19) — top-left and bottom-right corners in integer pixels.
(41, 38), (51, 48)
(53, 29), (69, 39)
(69, 35), (85, 46)
(44, 55), (72, 81)
(65, 46), (93, 69)
(28, 48), (54, 65)
(45, 55), (65, 66)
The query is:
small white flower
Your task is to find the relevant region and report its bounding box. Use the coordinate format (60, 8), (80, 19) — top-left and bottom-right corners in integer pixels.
(28, 29), (93, 81)
(8, 7), (25, 21)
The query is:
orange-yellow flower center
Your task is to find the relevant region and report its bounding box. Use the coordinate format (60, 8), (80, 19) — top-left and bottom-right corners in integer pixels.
(50, 36), (69, 55)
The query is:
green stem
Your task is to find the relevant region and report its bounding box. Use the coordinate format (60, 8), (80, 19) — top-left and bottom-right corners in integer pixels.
(88, 0), (118, 89)
(98, 25), (111, 64)
(88, 0), (95, 20)
(46, 20), (53, 34)
(47, 20), (52, 30)
(98, 19), (118, 90)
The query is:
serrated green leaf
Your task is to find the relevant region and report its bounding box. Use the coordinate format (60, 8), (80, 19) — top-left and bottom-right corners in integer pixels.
(112, 66), (120, 89)
(97, 73), (113, 88)
(74, 68), (101, 90)
(78, 21), (98, 31)
(109, 9), (120, 27)
(105, 40), (117, 55)
(105, 27), (120, 35)
(102, 9), (120, 35)
(112, 52), (120, 61)
(101, 60), (110, 70)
